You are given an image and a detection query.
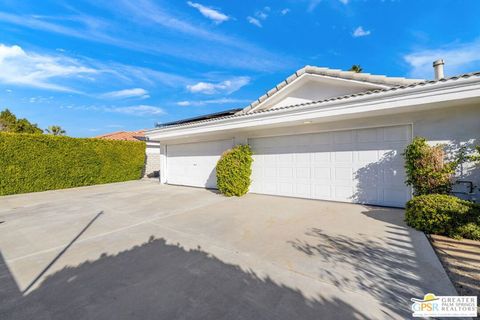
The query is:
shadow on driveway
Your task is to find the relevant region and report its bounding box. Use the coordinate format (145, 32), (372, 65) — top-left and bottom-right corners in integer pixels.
(287, 205), (457, 318)
(0, 237), (370, 320)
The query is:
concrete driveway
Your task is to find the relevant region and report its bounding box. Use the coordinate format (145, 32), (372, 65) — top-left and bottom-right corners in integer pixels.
(0, 180), (456, 319)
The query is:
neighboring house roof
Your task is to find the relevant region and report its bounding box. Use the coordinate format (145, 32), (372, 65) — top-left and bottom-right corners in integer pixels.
(240, 65), (424, 114)
(146, 71), (480, 132)
(95, 130), (146, 141)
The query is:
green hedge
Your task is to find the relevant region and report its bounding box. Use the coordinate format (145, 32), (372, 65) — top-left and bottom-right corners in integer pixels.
(0, 132), (145, 196)
(216, 144), (253, 197)
(405, 194), (480, 240)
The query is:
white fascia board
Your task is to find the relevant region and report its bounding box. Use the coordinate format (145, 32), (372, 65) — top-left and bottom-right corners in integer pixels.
(247, 73), (390, 113)
(146, 79), (480, 141)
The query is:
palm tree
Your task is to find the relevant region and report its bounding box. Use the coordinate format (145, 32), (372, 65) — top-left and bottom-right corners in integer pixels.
(45, 125), (66, 136)
(349, 65), (363, 73)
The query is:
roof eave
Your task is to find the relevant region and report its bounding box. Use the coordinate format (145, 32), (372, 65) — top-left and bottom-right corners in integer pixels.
(145, 75), (480, 140)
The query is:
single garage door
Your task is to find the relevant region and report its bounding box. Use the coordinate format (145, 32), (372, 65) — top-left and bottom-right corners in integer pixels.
(166, 139), (233, 189)
(249, 125), (411, 207)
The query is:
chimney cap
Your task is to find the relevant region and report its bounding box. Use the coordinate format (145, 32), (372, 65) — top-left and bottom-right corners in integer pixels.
(433, 59), (445, 67)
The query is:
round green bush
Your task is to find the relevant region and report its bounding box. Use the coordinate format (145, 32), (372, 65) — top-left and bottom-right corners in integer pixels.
(216, 144), (253, 197)
(405, 194), (479, 237)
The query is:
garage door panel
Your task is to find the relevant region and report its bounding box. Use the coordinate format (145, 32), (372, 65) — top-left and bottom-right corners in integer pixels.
(358, 188), (379, 204)
(313, 167), (331, 181)
(334, 167), (353, 182)
(313, 151), (331, 162)
(383, 125), (410, 141)
(334, 131), (353, 144)
(278, 167), (293, 178)
(356, 127), (380, 143)
(358, 149), (379, 162)
(166, 139), (232, 189)
(249, 125), (411, 207)
(296, 167), (311, 179)
(263, 183), (277, 194)
(335, 186), (355, 202)
(311, 132), (332, 145)
(334, 151), (353, 163)
(263, 167), (276, 178)
(295, 183), (311, 198)
(382, 188), (410, 207)
(295, 152), (311, 164)
(382, 167), (406, 186)
(278, 153), (294, 164)
(313, 185), (332, 199)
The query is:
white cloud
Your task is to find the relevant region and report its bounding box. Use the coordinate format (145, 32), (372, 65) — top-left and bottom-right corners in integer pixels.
(99, 63), (191, 88)
(28, 96), (54, 104)
(108, 105), (166, 116)
(187, 1), (229, 24)
(0, 8), (292, 72)
(257, 7), (270, 20)
(0, 44), (97, 92)
(0, 44), (191, 93)
(281, 8), (291, 15)
(307, 0), (322, 12)
(339, 0), (349, 4)
(176, 98), (250, 106)
(404, 39), (480, 79)
(102, 88), (150, 99)
(247, 16), (262, 27)
(247, 6), (271, 27)
(353, 26), (371, 37)
(186, 77), (250, 94)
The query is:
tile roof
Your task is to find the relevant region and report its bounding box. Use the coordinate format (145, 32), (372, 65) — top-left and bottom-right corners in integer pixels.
(147, 71), (480, 132)
(95, 130), (145, 141)
(240, 65), (424, 114)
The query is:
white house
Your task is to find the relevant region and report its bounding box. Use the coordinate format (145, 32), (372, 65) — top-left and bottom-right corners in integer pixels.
(146, 62), (480, 207)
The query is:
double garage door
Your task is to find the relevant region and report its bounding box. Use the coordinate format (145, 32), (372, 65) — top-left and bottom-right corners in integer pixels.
(166, 125), (411, 207)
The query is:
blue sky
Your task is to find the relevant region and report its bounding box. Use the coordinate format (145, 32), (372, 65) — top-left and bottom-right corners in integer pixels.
(0, 0), (479, 137)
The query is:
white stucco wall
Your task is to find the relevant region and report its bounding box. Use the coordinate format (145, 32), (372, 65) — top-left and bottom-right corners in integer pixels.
(157, 103), (480, 200)
(270, 80), (379, 109)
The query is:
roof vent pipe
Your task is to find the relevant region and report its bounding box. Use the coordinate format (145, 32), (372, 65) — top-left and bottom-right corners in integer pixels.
(433, 59), (445, 80)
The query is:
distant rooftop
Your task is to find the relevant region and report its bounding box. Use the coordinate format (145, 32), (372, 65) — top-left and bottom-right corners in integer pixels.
(95, 130), (145, 141)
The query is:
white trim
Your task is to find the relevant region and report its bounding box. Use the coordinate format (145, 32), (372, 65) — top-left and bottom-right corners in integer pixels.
(245, 122), (414, 141)
(165, 137), (235, 147)
(146, 78), (480, 141)
(247, 73), (391, 113)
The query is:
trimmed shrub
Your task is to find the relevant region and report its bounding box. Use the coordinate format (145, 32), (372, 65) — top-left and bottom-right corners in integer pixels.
(0, 132), (145, 196)
(455, 223), (480, 240)
(403, 137), (455, 195)
(405, 194), (480, 239)
(216, 144), (253, 197)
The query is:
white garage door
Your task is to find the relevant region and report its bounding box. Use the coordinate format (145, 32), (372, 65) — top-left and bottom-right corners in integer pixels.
(249, 125), (411, 207)
(166, 139), (233, 189)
